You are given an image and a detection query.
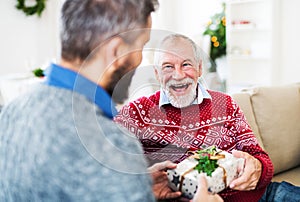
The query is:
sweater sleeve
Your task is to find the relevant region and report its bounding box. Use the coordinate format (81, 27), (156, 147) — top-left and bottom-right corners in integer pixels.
(115, 96), (154, 132)
(115, 101), (142, 131)
(230, 98), (274, 189)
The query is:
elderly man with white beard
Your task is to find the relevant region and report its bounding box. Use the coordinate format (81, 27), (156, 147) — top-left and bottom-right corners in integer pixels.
(114, 34), (274, 202)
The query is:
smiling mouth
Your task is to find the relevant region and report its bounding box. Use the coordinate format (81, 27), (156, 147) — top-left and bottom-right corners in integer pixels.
(170, 83), (191, 92)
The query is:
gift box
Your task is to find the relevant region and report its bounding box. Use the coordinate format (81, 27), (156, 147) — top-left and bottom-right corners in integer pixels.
(167, 146), (245, 199)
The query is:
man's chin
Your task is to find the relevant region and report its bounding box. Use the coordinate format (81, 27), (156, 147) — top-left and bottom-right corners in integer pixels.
(170, 91), (189, 98)
(110, 83), (130, 105)
(106, 66), (136, 105)
(169, 88), (193, 100)
(168, 94), (194, 108)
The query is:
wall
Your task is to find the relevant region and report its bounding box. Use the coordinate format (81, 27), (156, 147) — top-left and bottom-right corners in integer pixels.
(279, 0), (300, 84)
(0, 0), (299, 86)
(152, 0), (221, 37)
(0, 1), (61, 76)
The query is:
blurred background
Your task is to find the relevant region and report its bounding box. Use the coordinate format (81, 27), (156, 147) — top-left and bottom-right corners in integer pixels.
(0, 0), (299, 105)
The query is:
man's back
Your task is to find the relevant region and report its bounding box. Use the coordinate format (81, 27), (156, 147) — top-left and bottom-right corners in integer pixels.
(0, 84), (154, 201)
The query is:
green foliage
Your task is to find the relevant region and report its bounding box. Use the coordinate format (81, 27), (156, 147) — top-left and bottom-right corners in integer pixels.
(16, 0), (46, 17)
(32, 68), (45, 77)
(194, 156), (218, 177)
(194, 146), (219, 176)
(203, 3), (226, 72)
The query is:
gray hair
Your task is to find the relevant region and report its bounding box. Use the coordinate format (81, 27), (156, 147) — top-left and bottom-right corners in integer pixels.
(60, 0), (159, 62)
(154, 34), (202, 67)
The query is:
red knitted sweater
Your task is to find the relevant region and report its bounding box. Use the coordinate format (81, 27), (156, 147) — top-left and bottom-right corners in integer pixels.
(115, 90), (274, 202)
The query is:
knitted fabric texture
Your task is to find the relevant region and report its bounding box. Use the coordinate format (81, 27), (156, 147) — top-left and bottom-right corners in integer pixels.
(115, 90), (274, 202)
(0, 84), (155, 202)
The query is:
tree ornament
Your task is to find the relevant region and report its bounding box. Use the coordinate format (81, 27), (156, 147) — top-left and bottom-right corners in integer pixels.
(203, 3), (226, 72)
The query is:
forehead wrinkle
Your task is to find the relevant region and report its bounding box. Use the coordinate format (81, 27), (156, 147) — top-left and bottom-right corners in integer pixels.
(160, 51), (195, 65)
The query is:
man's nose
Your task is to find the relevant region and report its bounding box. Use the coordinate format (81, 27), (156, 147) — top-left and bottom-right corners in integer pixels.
(172, 66), (185, 80)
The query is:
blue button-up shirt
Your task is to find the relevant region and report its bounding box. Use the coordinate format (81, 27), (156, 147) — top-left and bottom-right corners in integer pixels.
(43, 63), (117, 119)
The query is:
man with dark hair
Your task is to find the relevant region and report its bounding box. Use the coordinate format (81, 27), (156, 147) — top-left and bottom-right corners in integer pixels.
(0, 0), (156, 201)
(0, 1), (222, 202)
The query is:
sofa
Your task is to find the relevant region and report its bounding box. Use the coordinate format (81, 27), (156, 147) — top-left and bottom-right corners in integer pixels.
(231, 83), (300, 186)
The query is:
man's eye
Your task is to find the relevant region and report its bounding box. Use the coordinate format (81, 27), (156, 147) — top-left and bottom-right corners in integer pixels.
(183, 63), (192, 67)
(162, 65), (173, 69)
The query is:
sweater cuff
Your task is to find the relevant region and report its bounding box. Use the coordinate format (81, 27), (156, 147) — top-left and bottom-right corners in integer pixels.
(255, 155), (274, 189)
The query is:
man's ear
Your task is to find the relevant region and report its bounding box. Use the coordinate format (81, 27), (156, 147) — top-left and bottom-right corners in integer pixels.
(105, 36), (124, 65)
(197, 60), (203, 77)
(97, 36), (123, 88)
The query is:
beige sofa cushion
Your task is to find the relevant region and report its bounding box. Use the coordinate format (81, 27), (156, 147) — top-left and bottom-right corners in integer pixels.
(250, 84), (300, 174)
(272, 166), (300, 186)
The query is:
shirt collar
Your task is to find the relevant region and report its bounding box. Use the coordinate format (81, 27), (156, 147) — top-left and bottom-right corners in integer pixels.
(43, 63), (118, 119)
(159, 81), (212, 108)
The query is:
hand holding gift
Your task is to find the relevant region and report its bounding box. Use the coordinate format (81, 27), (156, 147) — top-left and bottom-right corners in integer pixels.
(148, 160), (182, 200)
(148, 160), (223, 202)
(193, 174), (223, 202)
(229, 150), (262, 191)
(167, 146), (245, 199)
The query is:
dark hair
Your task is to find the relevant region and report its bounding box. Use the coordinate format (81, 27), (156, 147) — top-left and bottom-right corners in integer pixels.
(60, 0), (159, 62)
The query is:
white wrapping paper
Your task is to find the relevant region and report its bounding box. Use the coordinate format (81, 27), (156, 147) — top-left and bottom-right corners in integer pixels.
(167, 149), (244, 199)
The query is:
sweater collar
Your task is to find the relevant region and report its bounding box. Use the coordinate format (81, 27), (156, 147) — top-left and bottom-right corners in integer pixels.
(43, 63), (118, 119)
(159, 81), (212, 108)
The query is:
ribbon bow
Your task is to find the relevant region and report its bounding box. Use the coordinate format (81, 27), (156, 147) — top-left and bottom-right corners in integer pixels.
(178, 148), (227, 192)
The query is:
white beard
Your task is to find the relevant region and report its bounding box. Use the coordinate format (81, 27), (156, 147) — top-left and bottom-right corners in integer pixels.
(164, 78), (197, 108)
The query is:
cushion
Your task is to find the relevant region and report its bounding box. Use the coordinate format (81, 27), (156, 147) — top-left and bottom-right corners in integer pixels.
(272, 166), (300, 186)
(250, 84), (300, 174)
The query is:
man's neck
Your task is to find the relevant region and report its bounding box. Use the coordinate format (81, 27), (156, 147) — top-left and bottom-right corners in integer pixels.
(59, 58), (107, 88)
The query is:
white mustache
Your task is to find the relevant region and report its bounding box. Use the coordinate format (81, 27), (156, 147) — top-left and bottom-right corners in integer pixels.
(166, 78), (195, 88)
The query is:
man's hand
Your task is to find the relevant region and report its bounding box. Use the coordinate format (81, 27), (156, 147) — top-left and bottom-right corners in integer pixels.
(229, 150), (262, 190)
(192, 174), (223, 202)
(148, 161), (182, 200)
